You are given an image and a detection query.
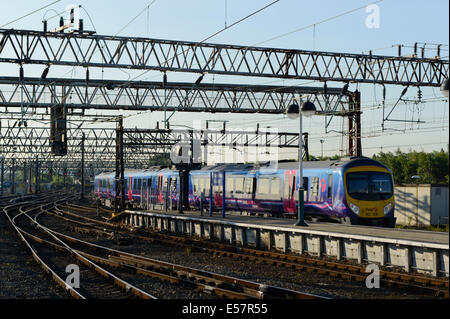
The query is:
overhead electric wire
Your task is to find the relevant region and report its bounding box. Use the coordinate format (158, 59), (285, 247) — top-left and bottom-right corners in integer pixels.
(201, 0), (280, 43)
(114, 0), (157, 37)
(118, 0), (281, 122)
(253, 0), (384, 47)
(0, 0), (62, 28)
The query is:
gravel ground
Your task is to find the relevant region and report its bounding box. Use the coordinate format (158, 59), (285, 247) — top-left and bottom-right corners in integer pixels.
(38, 211), (444, 299)
(0, 208), (70, 299)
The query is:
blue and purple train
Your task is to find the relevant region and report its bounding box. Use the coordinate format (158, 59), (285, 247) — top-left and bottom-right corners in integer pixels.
(94, 157), (396, 227)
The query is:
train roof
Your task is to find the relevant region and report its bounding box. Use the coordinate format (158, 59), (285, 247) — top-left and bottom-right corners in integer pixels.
(95, 167), (177, 178)
(192, 157), (388, 172)
(96, 157), (390, 178)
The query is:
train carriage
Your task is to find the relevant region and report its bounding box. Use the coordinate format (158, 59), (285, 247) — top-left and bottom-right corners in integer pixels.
(188, 157), (395, 227)
(95, 156), (396, 227)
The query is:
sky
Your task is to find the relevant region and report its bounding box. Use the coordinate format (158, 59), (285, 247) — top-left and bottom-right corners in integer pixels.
(0, 0), (449, 163)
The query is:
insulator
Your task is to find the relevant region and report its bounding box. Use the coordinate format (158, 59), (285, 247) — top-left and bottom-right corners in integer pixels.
(195, 74), (204, 86)
(401, 86), (408, 97)
(163, 72), (167, 87)
(19, 65), (24, 81)
(41, 66), (49, 79)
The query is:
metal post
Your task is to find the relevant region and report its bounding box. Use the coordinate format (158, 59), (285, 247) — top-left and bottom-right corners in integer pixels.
(200, 191), (204, 216)
(0, 157), (4, 197)
(222, 171), (226, 218)
(179, 173), (184, 214)
(209, 172), (213, 217)
(355, 91), (362, 157)
(296, 113), (308, 227)
(11, 158), (15, 195)
(35, 156), (39, 194)
(23, 162), (27, 193)
(28, 163), (32, 194)
(81, 132), (85, 200)
(63, 166), (67, 190)
(115, 116), (125, 214)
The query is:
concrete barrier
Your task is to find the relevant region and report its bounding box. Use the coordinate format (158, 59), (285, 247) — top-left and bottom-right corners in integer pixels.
(122, 210), (449, 278)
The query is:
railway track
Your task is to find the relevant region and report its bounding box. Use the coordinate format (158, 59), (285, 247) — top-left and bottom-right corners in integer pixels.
(55, 201), (449, 298)
(3, 193), (324, 299)
(2, 194), (155, 299)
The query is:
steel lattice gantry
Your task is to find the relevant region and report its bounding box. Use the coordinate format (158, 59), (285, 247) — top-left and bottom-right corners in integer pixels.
(0, 77), (349, 114)
(0, 125), (307, 161)
(0, 29), (448, 87)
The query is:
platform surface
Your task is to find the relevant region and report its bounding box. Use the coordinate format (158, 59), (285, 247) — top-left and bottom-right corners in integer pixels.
(133, 209), (449, 246)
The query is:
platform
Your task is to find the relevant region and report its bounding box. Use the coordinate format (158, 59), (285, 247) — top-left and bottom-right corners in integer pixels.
(121, 209), (450, 278)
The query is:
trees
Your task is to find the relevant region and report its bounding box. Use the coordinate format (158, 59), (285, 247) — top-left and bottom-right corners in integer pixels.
(373, 148), (449, 184)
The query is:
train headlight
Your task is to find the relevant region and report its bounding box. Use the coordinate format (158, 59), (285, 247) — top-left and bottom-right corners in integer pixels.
(349, 203), (360, 215)
(384, 203), (393, 215)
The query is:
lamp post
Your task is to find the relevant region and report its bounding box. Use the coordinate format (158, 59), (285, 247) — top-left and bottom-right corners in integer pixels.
(286, 100), (317, 227)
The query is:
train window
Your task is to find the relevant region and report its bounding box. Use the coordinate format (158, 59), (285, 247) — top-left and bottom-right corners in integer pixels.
(192, 177), (198, 194)
(257, 178), (270, 195)
(197, 178), (203, 194)
(235, 177), (244, 194)
(138, 178), (142, 190)
(226, 178), (234, 195)
(310, 177), (319, 198)
(205, 177), (211, 194)
(143, 179), (147, 189)
(244, 177), (253, 194)
(284, 176), (290, 198)
(328, 175), (333, 199)
(171, 178), (177, 192)
(271, 177), (281, 196)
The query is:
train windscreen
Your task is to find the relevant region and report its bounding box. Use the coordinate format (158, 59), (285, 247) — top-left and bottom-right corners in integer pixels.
(346, 172), (393, 201)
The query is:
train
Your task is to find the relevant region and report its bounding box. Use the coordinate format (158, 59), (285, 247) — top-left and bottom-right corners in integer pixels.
(94, 157), (396, 228)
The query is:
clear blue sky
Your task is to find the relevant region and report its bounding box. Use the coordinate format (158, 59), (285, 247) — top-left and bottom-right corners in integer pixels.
(1, 0), (449, 161)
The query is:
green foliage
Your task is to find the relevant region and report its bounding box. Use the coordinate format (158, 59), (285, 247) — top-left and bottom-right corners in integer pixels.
(373, 148), (449, 184)
(149, 153), (172, 167)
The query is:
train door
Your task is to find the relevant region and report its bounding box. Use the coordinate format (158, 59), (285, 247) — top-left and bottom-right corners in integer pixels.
(283, 170), (296, 213)
(145, 177), (151, 210)
(309, 176), (320, 202)
(141, 177), (146, 209)
(212, 172), (224, 208)
(128, 176), (133, 200)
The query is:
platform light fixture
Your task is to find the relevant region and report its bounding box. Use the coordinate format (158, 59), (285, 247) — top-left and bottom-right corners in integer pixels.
(286, 99), (317, 227)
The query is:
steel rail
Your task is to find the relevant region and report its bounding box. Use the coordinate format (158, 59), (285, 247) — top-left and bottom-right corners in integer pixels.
(60, 201), (449, 298)
(4, 195), (156, 299)
(40, 202), (326, 299)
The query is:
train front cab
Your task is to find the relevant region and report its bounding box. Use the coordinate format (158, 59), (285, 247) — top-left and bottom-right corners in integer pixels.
(343, 165), (396, 228)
